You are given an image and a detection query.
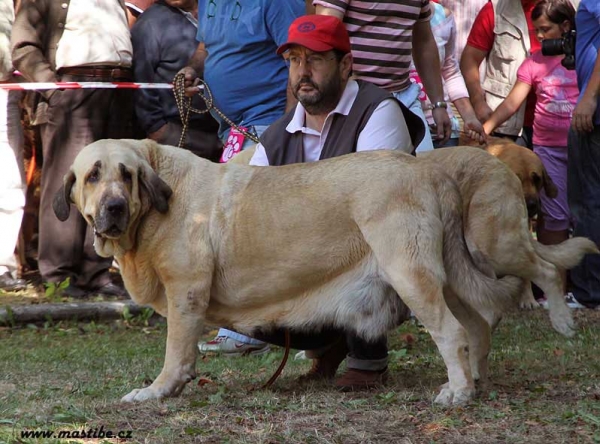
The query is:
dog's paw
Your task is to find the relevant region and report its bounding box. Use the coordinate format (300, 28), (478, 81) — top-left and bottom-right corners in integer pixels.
(121, 387), (162, 403)
(434, 385), (475, 406)
(519, 299), (539, 310)
(550, 310), (576, 338)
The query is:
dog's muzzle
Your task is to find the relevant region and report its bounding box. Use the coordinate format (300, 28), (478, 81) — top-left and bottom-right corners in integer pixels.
(94, 195), (130, 239)
(526, 198), (539, 219)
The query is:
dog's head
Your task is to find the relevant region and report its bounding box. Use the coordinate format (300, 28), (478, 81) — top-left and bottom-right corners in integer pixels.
(485, 139), (558, 218)
(52, 139), (173, 257)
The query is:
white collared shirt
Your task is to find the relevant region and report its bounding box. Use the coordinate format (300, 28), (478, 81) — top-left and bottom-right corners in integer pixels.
(55, 0), (132, 69)
(250, 80), (413, 166)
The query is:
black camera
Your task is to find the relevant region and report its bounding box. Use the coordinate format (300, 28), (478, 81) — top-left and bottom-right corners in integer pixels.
(541, 30), (576, 70)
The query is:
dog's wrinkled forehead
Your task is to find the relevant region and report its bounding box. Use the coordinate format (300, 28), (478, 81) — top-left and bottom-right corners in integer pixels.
(73, 140), (140, 179)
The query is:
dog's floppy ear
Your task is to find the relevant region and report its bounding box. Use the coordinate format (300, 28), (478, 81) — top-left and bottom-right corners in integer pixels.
(138, 164), (173, 214)
(541, 167), (558, 198)
(53, 170), (76, 221)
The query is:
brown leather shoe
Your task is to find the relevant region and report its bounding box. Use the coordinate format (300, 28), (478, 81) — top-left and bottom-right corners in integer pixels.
(334, 367), (388, 391)
(297, 338), (348, 382)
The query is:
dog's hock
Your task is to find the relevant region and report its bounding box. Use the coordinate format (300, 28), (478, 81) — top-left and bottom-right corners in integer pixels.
(52, 170), (76, 221)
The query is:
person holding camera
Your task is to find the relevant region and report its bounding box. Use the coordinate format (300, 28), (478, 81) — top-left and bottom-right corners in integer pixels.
(478, 0), (578, 305)
(567, 0), (600, 310)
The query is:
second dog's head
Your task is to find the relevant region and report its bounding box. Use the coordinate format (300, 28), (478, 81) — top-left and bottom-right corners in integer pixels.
(485, 139), (557, 218)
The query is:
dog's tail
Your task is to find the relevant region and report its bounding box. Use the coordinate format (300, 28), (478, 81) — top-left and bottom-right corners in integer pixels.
(435, 178), (522, 313)
(532, 237), (599, 269)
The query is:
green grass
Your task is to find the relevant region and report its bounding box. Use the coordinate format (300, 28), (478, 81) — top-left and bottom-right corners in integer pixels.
(0, 309), (599, 443)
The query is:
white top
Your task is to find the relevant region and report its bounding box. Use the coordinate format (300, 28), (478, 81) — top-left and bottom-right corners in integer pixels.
(0, 0), (14, 80)
(250, 80), (413, 166)
(55, 0), (132, 69)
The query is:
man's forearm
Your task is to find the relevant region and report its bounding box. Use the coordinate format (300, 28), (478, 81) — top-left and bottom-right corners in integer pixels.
(460, 46), (487, 109)
(412, 27), (444, 103)
(187, 43), (207, 76)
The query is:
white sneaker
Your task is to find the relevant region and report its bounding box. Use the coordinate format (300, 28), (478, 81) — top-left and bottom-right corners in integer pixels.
(294, 350), (307, 360)
(565, 292), (586, 309)
(198, 336), (270, 357)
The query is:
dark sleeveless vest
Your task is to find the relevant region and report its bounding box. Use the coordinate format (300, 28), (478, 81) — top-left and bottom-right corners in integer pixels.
(260, 80), (425, 166)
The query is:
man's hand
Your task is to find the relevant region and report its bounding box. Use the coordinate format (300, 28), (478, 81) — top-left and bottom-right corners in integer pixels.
(571, 95), (597, 133)
(464, 117), (487, 144)
(176, 66), (201, 97)
(432, 107), (452, 145)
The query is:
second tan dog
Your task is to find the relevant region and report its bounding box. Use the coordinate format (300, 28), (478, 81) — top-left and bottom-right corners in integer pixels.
(420, 147), (598, 339)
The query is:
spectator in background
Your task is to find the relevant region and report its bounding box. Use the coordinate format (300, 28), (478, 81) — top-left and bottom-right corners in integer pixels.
(461, 0), (541, 147)
(0, 0), (26, 292)
(131, 0), (221, 160)
(181, 0), (305, 355)
(409, 1), (485, 147)
(437, 0), (488, 62)
(11, 0), (134, 298)
(567, 0), (600, 310)
(314, 0), (455, 151)
(480, 0), (578, 303)
(248, 15), (419, 388)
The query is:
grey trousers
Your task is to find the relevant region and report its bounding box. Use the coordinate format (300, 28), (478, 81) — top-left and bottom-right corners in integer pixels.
(38, 76), (133, 288)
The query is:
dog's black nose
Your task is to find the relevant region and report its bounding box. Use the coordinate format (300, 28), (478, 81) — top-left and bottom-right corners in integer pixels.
(106, 198), (126, 216)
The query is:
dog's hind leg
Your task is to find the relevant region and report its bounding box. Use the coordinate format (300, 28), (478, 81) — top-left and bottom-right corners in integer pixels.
(529, 259), (575, 337)
(442, 286), (491, 387)
(378, 261), (475, 406)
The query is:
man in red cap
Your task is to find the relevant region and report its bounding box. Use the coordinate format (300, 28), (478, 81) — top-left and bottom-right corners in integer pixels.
(247, 15), (423, 389)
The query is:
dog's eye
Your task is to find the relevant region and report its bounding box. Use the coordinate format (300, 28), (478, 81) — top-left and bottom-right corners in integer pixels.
(119, 163), (132, 183)
(86, 169), (100, 184)
(532, 173), (542, 187)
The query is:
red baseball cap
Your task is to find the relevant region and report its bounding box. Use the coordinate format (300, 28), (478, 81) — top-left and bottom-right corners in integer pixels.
(277, 15), (351, 55)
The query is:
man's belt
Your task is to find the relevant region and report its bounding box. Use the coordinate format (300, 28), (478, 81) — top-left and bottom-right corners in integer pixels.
(57, 66), (133, 81)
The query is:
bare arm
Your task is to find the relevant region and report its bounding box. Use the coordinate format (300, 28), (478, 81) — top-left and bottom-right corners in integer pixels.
(482, 80), (531, 135)
(412, 20), (451, 144)
(315, 5), (344, 19)
(572, 47), (600, 133)
(460, 45), (490, 122)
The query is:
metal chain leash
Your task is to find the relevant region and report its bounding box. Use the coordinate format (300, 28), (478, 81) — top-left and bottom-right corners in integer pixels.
(172, 73), (260, 149)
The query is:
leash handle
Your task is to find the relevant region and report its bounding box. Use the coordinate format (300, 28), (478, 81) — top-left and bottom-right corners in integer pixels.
(172, 73), (260, 149)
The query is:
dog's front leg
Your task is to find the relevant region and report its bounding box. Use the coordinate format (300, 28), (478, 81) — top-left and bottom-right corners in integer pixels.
(122, 281), (209, 402)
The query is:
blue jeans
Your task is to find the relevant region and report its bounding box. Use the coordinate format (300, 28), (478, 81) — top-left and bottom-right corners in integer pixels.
(567, 126), (600, 308)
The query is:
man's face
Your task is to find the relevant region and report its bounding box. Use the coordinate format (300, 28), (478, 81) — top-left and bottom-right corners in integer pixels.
(286, 46), (351, 115)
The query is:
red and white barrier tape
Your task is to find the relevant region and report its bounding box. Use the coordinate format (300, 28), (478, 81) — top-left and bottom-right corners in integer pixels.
(0, 81), (201, 91)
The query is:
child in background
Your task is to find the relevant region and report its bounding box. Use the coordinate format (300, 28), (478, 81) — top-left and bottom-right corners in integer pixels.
(479, 0), (579, 305)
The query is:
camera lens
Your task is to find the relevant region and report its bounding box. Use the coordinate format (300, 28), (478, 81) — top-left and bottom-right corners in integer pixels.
(541, 38), (564, 56)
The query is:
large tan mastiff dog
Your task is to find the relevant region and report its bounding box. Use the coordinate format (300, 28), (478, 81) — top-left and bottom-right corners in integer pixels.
(53, 139), (521, 406)
(420, 147), (598, 337)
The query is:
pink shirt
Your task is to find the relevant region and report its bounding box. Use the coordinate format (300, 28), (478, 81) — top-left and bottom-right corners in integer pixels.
(517, 51), (579, 147)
